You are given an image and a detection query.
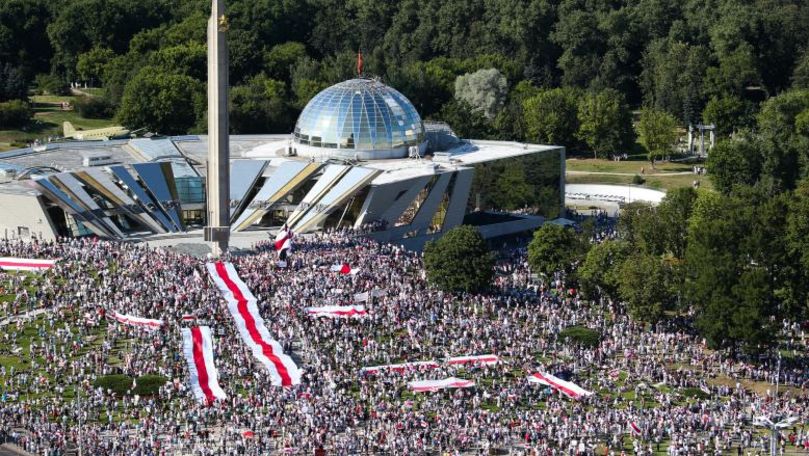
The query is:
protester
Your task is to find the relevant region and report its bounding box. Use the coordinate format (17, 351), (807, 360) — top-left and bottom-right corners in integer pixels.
(0, 229), (806, 455)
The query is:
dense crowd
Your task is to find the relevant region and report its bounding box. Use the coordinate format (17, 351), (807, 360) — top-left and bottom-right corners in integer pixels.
(0, 227), (807, 455)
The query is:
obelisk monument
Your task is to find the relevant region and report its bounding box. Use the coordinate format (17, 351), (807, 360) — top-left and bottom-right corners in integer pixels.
(204, 0), (230, 256)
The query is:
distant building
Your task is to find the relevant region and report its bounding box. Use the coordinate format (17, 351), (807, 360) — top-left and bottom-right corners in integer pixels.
(0, 77), (564, 249)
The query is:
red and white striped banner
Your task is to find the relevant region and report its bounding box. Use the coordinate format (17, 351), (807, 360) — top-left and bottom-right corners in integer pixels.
(110, 311), (164, 330)
(207, 261), (302, 387)
(181, 326), (227, 405)
(330, 263), (359, 275)
(408, 377), (475, 393)
(0, 257), (57, 272)
(528, 371), (593, 400)
(361, 361), (440, 374)
(628, 420), (642, 436)
(306, 305), (367, 318)
(447, 354), (499, 365)
(275, 227), (293, 259)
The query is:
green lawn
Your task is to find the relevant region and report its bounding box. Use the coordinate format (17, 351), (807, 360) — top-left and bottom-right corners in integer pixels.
(0, 96), (115, 151)
(566, 157), (695, 174)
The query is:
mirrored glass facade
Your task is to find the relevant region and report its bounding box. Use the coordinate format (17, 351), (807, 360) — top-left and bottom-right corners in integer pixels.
(293, 78), (425, 152)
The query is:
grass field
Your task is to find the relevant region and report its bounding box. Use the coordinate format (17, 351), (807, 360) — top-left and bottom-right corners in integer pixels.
(566, 157), (712, 192)
(0, 94), (114, 151)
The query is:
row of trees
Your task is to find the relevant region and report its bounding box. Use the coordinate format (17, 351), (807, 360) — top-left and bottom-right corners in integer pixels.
(3, 0), (809, 151)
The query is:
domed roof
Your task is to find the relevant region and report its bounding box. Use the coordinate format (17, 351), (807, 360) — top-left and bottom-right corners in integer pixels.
(293, 78), (425, 159)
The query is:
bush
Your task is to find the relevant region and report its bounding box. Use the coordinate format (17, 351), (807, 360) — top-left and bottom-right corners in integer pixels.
(0, 100), (32, 129)
(680, 387), (709, 400)
(424, 225), (494, 293)
(75, 96), (114, 119)
(632, 174), (646, 185)
(34, 73), (69, 96)
(559, 326), (601, 347)
(93, 374), (167, 396)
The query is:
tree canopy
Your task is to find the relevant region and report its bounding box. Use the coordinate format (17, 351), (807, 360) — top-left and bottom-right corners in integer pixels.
(423, 225), (494, 293)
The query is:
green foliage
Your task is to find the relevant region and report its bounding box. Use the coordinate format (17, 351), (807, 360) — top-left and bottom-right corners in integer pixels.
(230, 75), (294, 134)
(794, 50), (809, 90)
(522, 87), (580, 147)
(631, 174), (645, 185)
(640, 39), (710, 124)
(34, 73), (68, 96)
(701, 95), (756, 137)
(706, 135), (762, 195)
(117, 67), (204, 135)
(133, 374), (168, 396)
(0, 64), (29, 102)
(636, 108), (678, 162)
(558, 326), (600, 348)
(76, 47), (115, 84)
(578, 240), (630, 301)
(437, 99), (492, 139)
(264, 42), (308, 82)
(617, 253), (673, 323)
(423, 225), (494, 293)
(0, 99), (32, 128)
(527, 224), (585, 279)
(150, 42), (207, 81)
(454, 68), (508, 120)
(680, 387), (709, 400)
(74, 96), (114, 119)
(576, 89), (633, 159)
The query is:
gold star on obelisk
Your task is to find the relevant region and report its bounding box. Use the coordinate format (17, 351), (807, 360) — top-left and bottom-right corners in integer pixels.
(218, 14), (229, 32)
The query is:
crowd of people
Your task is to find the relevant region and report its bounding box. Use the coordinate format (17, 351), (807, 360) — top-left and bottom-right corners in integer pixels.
(0, 225), (807, 455)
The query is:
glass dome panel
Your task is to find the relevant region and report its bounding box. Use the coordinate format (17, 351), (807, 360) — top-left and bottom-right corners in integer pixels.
(294, 78), (425, 155)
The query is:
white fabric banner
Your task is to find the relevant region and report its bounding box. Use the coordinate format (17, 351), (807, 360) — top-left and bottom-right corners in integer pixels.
(306, 305), (367, 318)
(206, 261), (302, 386)
(528, 371), (593, 399)
(447, 354), (499, 365)
(110, 311), (164, 330)
(408, 377), (475, 393)
(361, 361), (440, 374)
(0, 257), (57, 272)
(182, 326), (227, 405)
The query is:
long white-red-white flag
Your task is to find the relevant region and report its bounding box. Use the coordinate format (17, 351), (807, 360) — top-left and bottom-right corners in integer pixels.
(181, 326), (227, 405)
(110, 311), (164, 330)
(528, 371), (593, 400)
(330, 263), (359, 275)
(306, 305), (367, 318)
(206, 261), (302, 386)
(447, 354), (499, 365)
(409, 377), (475, 393)
(0, 257), (57, 272)
(628, 420), (642, 436)
(361, 361), (440, 374)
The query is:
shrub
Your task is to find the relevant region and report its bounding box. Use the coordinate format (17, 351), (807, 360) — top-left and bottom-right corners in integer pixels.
(632, 174), (646, 185)
(680, 387), (709, 400)
(75, 96), (114, 119)
(0, 100), (32, 129)
(34, 73), (69, 96)
(133, 374), (168, 396)
(424, 225), (494, 293)
(559, 326), (601, 347)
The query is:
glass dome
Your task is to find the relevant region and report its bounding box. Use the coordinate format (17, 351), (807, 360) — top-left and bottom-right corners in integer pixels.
(293, 78), (425, 157)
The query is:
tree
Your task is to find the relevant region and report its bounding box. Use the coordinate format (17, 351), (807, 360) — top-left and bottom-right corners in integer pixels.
(640, 38), (710, 124)
(578, 240), (630, 301)
(423, 225), (494, 293)
(230, 75), (294, 134)
(706, 135), (763, 195)
(454, 68), (508, 120)
(116, 67), (204, 135)
(793, 49), (809, 89)
(617, 253), (672, 323)
(702, 95), (756, 137)
(437, 99), (492, 139)
(636, 107), (678, 163)
(150, 42), (207, 81)
(522, 87), (580, 147)
(0, 63), (28, 101)
(0, 99), (31, 129)
(264, 42), (308, 82)
(527, 224), (585, 280)
(76, 47), (114, 86)
(577, 89), (632, 159)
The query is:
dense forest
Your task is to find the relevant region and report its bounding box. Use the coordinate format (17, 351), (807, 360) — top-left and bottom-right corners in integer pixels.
(2, 0), (809, 152)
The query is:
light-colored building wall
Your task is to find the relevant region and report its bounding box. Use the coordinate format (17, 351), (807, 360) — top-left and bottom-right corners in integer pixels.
(0, 192), (58, 241)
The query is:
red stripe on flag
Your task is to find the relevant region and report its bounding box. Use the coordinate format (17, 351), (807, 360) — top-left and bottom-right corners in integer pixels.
(214, 262), (293, 386)
(191, 327), (215, 405)
(274, 233), (290, 251)
(532, 373), (582, 399)
(0, 261), (53, 269)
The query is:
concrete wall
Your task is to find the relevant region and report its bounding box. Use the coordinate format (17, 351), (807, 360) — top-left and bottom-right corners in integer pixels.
(0, 192), (58, 241)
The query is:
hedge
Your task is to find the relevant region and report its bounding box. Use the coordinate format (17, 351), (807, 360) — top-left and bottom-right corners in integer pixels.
(559, 326), (601, 348)
(93, 374), (167, 396)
